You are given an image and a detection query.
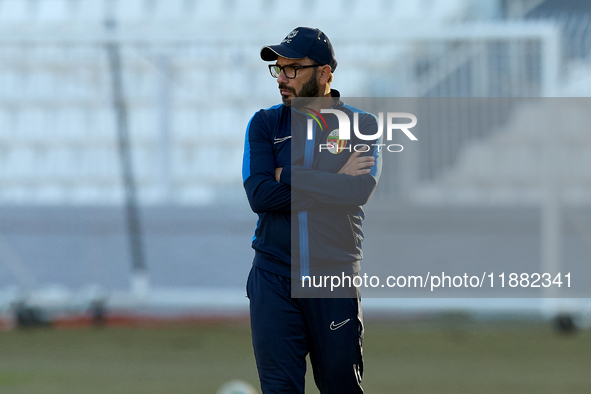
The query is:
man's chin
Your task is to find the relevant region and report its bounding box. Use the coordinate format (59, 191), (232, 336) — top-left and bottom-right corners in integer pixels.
(281, 94), (315, 108)
(289, 96), (316, 108)
(281, 95), (292, 107)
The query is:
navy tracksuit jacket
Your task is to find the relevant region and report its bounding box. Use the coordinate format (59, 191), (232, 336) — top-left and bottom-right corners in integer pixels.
(242, 91), (382, 279)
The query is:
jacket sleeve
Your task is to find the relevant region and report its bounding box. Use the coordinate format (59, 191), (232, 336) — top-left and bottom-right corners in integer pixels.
(279, 128), (383, 206)
(242, 112), (318, 213)
(280, 161), (381, 206)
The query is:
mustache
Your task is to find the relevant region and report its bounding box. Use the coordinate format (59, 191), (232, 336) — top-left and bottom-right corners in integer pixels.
(278, 84), (295, 94)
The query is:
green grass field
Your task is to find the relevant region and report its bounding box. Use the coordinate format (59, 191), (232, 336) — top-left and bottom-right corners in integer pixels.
(0, 319), (590, 393)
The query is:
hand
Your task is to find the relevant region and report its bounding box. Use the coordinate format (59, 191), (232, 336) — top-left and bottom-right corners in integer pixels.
(275, 167), (283, 182)
(338, 151), (375, 176)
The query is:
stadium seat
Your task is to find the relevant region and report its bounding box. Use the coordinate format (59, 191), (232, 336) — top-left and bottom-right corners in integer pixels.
(151, 0), (185, 21)
(2, 186), (29, 203)
(0, 70), (14, 99)
(194, 0), (225, 21)
(129, 109), (157, 140)
(349, 0), (383, 19)
(132, 147), (152, 178)
(198, 148), (222, 179)
(171, 147), (187, 178)
(10, 148), (36, 179)
(273, 0), (306, 20)
(176, 184), (215, 205)
(97, 149), (119, 179)
(335, 70), (367, 95)
(70, 186), (101, 203)
(0, 0), (27, 23)
(36, 0), (69, 23)
(93, 109), (116, 139)
(392, 0), (422, 20)
(113, 0), (145, 23)
(75, 0), (105, 23)
(18, 109), (46, 141)
(172, 109), (198, 138)
(231, 0), (264, 20)
(429, 0), (467, 21)
(0, 109), (10, 139)
(214, 108), (238, 139)
(37, 184), (67, 204)
(312, 0), (346, 19)
(56, 148), (79, 179)
(27, 71), (55, 100)
(176, 68), (209, 101)
(220, 148), (243, 182)
(56, 109), (86, 140)
(189, 110), (209, 139)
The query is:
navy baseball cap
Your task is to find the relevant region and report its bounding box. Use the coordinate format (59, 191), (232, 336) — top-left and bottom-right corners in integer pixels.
(260, 27), (338, 72)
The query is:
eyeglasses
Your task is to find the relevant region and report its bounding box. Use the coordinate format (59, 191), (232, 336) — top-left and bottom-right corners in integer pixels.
(268, 64), (319, 79)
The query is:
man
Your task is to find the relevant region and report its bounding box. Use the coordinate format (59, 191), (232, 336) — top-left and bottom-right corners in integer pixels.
(242, 27), (382, 393)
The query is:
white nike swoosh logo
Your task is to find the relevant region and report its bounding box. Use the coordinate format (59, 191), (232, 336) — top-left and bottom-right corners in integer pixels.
(330, 319), (351, 331)
(274, 136), (291, 144)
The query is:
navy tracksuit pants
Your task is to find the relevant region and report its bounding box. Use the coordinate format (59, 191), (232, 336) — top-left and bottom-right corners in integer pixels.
(247, 265), (364, 393)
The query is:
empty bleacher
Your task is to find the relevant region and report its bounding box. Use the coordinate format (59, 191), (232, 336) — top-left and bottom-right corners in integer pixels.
(0, 0), (589, 205)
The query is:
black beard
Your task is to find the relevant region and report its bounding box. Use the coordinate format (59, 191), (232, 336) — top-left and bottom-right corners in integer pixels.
(281, 70), (319, 107)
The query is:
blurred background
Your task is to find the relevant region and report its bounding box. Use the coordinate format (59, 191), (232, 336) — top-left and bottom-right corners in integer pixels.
(0, 0), (590, 393)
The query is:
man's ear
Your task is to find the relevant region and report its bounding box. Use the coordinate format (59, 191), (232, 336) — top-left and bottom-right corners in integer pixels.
(318, 65), (332, 85)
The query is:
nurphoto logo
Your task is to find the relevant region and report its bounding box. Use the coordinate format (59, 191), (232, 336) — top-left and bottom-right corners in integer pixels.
(307, 109), (418, 153)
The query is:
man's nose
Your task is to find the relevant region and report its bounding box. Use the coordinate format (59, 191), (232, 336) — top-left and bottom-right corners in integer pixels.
(277, 70), (289, 84)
